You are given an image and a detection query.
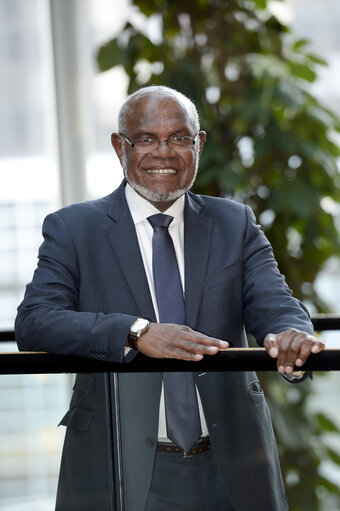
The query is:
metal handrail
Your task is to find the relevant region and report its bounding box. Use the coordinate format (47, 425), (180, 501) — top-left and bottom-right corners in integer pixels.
(0, 330), (15, 341)
(0, 349), (339, 374)
(0, 314), (339, 374)
(311, 313), (340, 331)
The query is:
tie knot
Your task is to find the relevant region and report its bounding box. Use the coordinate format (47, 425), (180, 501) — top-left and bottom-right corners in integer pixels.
(148, 214), (173, 230)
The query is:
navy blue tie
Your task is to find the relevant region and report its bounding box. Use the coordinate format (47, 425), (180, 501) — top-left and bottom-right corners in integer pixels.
(148, 213), (201, 451)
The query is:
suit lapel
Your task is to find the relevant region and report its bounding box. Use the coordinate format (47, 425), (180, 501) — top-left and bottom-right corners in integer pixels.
(106, 182), (156, 321)
(106, 183), (212, 327)
(184, 193), (212, 329)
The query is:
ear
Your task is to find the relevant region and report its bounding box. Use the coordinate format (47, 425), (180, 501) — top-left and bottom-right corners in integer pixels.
(111, 133), (124, 165)
(198, 131), (206, 156)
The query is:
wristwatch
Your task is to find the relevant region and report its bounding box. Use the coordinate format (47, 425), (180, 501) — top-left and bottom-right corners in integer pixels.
(282, 370), (307, 383)
(128, 318), (150, 350)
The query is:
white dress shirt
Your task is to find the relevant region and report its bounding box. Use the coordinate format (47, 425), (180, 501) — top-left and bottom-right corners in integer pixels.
(125, 183), (208, 441)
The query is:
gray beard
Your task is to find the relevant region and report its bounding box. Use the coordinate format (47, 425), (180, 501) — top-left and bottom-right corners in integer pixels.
(121, 149), (199, 205)
(126, 181), (189, 203)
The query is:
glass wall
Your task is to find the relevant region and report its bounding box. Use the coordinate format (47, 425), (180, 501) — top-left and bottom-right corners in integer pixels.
(0, 0), (126, 508)
(286, 2), (340, 506)
(0, 373), (70, 510)
(0, 1), (64, 508)
(0, 0), (59, 330)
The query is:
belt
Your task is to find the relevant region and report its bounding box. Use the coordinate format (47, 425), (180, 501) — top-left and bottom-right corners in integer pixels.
(157, 436), (212, 458)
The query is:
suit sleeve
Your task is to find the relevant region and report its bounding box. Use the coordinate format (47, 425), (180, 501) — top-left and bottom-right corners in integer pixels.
(242, 205), (314, 346)
(15, 212), (138, 363)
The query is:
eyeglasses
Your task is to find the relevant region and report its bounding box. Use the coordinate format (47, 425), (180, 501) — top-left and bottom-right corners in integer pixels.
(119, 132), (199, 153)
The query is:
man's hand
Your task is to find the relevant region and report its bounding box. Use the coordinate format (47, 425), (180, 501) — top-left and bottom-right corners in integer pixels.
(264, 328), (325, 373)
(137, 323), (230, 361)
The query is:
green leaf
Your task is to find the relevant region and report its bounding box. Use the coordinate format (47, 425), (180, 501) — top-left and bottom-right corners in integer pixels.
(305, 53), (328, 66)
(315, 413), (340, 433)
(288, 61), (317, 82)
(250, 0), (268, 9)
(326, 447), (340, 466)
(316, 475), (340, 494)
(292, 38), (310, 51)
(97, 39), (124, 72)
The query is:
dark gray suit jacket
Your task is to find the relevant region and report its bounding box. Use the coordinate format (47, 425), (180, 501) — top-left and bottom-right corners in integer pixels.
(16, 180), (314, 511)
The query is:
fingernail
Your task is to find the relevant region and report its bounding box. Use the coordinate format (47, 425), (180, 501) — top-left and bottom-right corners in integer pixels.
(285, 367), (293, 373)
(269, 347), (278, 358)
(278, 366), (285, 373)
(208, 346), (218, 353)
(220, 341), (229, 348)
(295, 359), (303, 366)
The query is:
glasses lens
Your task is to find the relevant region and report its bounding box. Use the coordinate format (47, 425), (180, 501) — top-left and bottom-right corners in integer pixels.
(169, 136), (194, 149)
(132, 135), (196, 152)
(134, 138), (158, 152)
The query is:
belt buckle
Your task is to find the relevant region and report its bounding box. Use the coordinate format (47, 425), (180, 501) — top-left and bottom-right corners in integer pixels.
(183, 448), (195, 459)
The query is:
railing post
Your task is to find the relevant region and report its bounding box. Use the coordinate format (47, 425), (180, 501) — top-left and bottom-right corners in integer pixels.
(105, 372), (124, 510)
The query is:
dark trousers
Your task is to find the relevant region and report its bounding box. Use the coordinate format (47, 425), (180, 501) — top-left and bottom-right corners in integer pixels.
(145, 448), (235, 511)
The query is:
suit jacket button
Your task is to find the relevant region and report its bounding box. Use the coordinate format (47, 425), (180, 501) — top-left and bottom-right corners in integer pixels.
(145, 437), (155, 447)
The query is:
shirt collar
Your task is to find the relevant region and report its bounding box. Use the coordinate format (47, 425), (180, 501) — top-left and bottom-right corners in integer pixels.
(125, 183), (185, 225)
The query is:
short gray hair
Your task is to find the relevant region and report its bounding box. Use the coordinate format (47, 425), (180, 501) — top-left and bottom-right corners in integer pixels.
(118, 85), (200, 134)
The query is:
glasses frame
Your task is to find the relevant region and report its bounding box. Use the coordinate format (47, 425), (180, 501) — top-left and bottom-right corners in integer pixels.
(119, 132), (199, 152)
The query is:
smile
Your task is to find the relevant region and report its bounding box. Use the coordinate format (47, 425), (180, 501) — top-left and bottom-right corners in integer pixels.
(145, 169), (177, 174)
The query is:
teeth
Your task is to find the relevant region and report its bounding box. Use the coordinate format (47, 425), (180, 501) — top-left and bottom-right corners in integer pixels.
(146, 169), (177, 174)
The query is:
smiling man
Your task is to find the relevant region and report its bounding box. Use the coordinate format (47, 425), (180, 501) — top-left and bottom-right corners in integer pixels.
(16, 86), (324, 511)
(113, 88), (205, 210)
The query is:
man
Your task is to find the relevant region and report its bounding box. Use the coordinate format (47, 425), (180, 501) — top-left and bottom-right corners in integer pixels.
(16, 86), (324, 511)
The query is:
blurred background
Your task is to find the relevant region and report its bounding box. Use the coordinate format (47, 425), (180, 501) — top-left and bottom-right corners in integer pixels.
(0, 0), (339, 509)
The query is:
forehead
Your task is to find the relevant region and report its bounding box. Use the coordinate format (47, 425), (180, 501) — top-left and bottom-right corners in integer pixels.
(125, 96), (192, 135)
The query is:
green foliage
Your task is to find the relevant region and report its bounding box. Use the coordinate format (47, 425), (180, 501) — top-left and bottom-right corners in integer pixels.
(97, 0), (340, 311)
(97, 1), (340, 508)
(258, 371), (340, 510)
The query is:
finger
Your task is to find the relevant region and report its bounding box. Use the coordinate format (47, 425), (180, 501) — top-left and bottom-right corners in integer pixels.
(170, 337), (222, 356)
(183, 330), (230, 349)
(169, 327), (229, 351)
(164, 345), (204, 361)
(278, 330), (321, 372)
(283, 332), (308, 373)
(173, 351), (204, 361)
(275, 329), (299, 373)
(264, 333), (279, 358)
(295, 337), (326, 366)
(294, 335), (316, 366)
(311, 339), (326, 353)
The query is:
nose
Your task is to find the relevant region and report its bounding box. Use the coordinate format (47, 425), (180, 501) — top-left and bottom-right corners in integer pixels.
(151, 139), (175, 156)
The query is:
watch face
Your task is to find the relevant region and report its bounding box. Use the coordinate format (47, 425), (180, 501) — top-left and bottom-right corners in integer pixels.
(131, 318), (149, 333)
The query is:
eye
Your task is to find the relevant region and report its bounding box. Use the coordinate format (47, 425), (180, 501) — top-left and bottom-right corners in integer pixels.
(135, 137), (157, 146)
(170, 135), (193, 147)
(172, 136), (187, 143)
